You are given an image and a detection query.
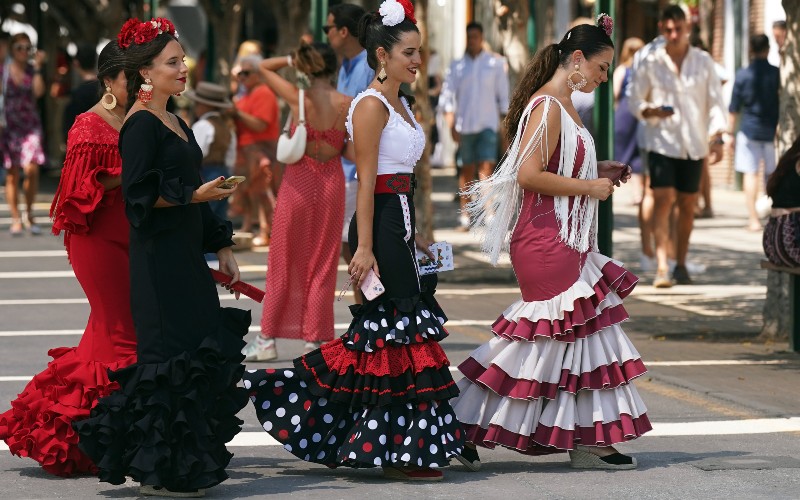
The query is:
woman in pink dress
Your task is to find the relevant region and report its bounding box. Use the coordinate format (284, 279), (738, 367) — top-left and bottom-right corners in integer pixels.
(452, 16), (652, 471)
(1, 32), (46, 235)
(241, 41), (352, 361)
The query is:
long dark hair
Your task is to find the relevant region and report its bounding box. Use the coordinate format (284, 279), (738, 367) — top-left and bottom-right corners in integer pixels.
(357, 10), (418, 105)
(294, 40), (337, 79)
(767, 138), (800, 198)
(505, 24), (613, 141)
(96, 41), (125, 98)
(121, 32), (178, 109)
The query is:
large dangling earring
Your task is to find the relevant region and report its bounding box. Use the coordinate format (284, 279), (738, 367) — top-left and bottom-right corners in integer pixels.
(377, 61), (387, 84)
(566, 63), (587, 91)
(101, 85), (117, 110)
(138, 78), (153, 103)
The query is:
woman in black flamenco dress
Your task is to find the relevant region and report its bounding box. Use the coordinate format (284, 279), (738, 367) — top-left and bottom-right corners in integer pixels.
(72, 19), (250, 497)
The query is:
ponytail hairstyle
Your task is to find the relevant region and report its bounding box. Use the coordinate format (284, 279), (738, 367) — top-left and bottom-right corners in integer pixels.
(767, 138), (800, 199)
(357, 5), (419, 105)
(504, 22), (613, 142)
(293, 40), (338, 80)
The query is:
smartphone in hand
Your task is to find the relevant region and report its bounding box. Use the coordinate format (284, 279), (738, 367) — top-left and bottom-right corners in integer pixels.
(218, 176), (246, 189)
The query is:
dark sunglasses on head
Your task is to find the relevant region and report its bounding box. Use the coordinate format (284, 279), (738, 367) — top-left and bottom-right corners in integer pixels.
(322, 25), (336, 35)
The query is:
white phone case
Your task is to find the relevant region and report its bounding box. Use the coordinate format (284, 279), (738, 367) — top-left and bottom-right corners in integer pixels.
(360, 269), (385, 301)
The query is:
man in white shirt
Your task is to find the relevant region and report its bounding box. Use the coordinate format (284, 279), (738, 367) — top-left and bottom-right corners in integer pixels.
(629, 5), (726, 288)
(185, 82), (237, 220)
(440, 22), (509, 230)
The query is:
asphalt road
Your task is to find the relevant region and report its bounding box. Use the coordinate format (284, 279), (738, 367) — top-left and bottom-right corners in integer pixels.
(1, 170), (799, 499)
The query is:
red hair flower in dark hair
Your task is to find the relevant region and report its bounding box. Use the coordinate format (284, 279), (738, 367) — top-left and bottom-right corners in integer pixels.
(596, 13), (613, 37)
(116, 17), (179, 49)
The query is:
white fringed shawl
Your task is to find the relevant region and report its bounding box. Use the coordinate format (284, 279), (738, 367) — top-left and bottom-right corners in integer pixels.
(462, 95), (598, 266)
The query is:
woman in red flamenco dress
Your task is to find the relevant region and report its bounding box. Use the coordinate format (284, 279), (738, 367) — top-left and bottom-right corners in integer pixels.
(0, 42), (137, 476)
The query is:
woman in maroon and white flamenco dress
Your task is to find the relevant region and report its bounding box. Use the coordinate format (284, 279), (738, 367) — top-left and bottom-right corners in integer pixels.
(451, 19), (652, 471)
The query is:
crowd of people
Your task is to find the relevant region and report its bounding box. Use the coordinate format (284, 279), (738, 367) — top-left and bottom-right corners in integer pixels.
(0, 0), (797, 497)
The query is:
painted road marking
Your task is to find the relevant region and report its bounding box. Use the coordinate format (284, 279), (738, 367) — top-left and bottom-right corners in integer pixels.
(3, 418), (800, 452)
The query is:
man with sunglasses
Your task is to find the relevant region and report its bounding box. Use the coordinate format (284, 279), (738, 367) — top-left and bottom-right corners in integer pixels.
(325, 3), (374, 303)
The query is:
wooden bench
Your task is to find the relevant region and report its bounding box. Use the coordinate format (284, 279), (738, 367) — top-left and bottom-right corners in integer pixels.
(761, 260), (800, 352)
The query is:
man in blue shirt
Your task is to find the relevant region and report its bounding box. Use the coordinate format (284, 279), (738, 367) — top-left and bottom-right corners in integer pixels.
(728, 34), (779, 231)
(326, 3), (373, 301)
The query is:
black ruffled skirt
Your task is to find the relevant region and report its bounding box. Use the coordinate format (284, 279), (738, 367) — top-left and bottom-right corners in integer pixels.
(243, 192), (465, 468)
(73, 308), (251, 491)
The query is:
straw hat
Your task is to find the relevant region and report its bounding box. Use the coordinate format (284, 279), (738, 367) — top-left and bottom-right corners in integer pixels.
(183, 82), (233, 109)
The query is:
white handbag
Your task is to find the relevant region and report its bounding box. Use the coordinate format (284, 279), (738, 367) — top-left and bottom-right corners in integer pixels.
(276, 88), (307, 164)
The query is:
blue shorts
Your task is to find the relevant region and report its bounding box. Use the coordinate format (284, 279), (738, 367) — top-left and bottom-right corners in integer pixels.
(734, 131), (776, 177)
(459, 128), (498, 165)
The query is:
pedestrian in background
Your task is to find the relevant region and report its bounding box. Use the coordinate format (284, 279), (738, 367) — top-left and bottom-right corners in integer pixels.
(728, 34), (779, 232)
(243, 1), (465, 481)
(326, 2), (373, 302)
(1, 32), (46, 236)
(0, 40), (136, 478)
(629, 5), (727, 287)
(453, 16), (649, 472)
(440, 21), (509, 231)
(241, 41), (351, 361)
(613, 37), (644, 204)
(62, 43), (99, 134)
(72, 18), (250, 497)
(232, 54), (280, 247)
(763, 137), (800, 267)
(185, 81), (237, 221)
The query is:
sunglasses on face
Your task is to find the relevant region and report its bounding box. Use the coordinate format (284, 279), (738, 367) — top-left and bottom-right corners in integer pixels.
(13, 44), (32, 52)
(238, 70), (253, 77)
(322, 25), (336, 35)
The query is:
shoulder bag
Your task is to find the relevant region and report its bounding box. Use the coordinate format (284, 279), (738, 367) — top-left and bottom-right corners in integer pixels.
(276, 88), (307, 164)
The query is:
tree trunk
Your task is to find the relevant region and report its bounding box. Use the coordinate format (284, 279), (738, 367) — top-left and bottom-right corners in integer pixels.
(198, 0), (245, 82)
(762, 0), (800, 341)
(413, 0), (434, 241)
(270, 0), (313, 58)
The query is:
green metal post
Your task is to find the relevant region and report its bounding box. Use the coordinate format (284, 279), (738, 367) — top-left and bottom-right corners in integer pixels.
(311, 0), (329, 41)
(594, 0), (615, 256)
(147, 0), (159, 16)
(527, 0), (537, 53)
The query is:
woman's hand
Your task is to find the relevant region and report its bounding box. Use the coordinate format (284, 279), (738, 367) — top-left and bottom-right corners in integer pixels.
(586, 177), (614, 201)
(414, 233), (435, 259)
(217, 247), (240, 299)
(349, 247), (379, 290)
(192, 177), (237, 203)
(597, 160), (631, 186)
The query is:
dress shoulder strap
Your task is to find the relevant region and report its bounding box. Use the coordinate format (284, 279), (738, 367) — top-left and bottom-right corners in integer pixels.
(346, 88), (392, 141)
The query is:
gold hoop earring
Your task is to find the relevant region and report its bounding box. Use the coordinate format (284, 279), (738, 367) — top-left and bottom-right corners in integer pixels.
(566, 63), (587, 91)
(101, 85), (117, 110)
(377, 61), (387, 84)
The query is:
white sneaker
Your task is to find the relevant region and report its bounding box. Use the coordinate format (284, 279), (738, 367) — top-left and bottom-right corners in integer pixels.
(242, 336), (277, 362)
(303, 341), (321, 353)
(639, 254), (657, 272)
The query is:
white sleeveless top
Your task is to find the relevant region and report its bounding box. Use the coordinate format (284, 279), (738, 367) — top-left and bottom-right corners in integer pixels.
(345, 88), (425, 175)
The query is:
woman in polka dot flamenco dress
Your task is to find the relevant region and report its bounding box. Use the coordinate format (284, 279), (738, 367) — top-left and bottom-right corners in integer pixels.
(242, 1), (464, 482)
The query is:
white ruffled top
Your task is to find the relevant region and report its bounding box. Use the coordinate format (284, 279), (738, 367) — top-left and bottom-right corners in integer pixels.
(346, 88), (425, 175)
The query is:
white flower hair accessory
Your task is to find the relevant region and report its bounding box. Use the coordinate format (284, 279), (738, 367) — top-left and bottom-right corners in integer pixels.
(379, 0), (406, 27)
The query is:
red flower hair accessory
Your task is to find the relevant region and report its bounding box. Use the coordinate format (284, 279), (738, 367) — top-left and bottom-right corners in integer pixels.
(398, 0), (416, 24)
(117, 17), (179, 49)
(596, 13), (613, 37)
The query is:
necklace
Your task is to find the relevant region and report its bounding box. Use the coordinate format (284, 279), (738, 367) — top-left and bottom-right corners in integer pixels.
(105, 107), (124, 125)
(144, 104), (182, 137)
